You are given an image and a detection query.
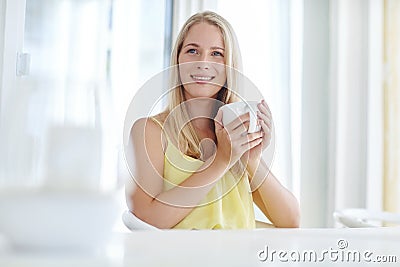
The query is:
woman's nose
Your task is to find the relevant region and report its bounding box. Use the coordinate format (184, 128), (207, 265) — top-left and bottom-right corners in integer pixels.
(196, 60), (210, 70)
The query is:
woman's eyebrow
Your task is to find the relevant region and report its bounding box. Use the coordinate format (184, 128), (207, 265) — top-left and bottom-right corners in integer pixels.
(183, 43), (200, 48)
(183, 43), (225, 51)
(211, 46), (225, 51)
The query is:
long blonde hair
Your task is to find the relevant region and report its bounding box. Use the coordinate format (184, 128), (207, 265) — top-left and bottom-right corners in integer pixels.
(157, 11), (244, 161)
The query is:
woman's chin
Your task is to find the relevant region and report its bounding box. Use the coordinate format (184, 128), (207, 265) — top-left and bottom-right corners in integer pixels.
(183, 85), (222, 99)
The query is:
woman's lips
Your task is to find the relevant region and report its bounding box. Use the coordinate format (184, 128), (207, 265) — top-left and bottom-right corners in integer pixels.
(190, 75), (215, 84)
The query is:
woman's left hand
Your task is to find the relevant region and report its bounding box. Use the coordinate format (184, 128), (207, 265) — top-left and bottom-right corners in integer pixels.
(256, 99), (273, 151)
(241, 99), (272, 166)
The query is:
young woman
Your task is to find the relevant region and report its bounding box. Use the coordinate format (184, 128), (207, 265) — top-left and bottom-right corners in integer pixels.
(125, 11), (300, 229)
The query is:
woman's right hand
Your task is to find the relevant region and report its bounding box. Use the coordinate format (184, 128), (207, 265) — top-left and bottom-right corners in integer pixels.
(214, 109), (263, 170)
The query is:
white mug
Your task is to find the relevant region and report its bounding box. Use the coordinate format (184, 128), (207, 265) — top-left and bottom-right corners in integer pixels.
(220, 101), (261, 133)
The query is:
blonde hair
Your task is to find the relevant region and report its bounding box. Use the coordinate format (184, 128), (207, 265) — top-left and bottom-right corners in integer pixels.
(157, 11), (244, 161)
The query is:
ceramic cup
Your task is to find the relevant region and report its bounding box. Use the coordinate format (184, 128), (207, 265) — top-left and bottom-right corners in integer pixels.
(220, 101), (261, 133)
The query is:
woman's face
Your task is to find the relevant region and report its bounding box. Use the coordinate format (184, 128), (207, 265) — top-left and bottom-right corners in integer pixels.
(178, 22), (227, 100)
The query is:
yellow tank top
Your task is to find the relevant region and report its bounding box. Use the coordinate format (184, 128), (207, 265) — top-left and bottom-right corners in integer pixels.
(151, 117), (256, 229)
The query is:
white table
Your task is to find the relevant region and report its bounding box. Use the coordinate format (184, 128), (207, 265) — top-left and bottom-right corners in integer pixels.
(0, 228), (399, 267)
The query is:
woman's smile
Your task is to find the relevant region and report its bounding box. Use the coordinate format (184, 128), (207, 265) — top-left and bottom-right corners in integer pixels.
(190, 74), (215, 83)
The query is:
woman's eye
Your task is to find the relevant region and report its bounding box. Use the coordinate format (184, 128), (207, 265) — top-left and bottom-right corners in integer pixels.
(212, 51), (223, 57)
(187, 49), (197, 54)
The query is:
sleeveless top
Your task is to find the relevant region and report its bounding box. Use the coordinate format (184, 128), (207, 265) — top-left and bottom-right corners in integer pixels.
(150, 117), (255, 229)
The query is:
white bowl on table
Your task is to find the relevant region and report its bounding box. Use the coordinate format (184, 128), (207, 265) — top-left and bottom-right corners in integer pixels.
(0, 189), (120, 251)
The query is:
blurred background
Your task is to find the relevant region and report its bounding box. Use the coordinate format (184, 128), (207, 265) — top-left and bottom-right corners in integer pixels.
(0, 0), (398, 228)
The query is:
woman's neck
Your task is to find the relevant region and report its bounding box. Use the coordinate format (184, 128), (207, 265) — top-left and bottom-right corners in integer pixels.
(184, 97), (216, 128)
(191, 117), (213, 131)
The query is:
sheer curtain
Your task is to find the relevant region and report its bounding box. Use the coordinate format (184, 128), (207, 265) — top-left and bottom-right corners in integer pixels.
(111, 0), (166, 186)
(329, 0), (383, 224)
(301, 0), (384, 227)
(300, 0), (330, 227)
(329, 0), (385, 226)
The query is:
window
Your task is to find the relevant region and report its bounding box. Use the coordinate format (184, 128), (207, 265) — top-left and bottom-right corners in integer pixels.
(0, 0), (167, 191)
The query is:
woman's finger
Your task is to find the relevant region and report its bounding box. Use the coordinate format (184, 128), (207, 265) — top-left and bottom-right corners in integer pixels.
(257, 111), (272, 129)
(244, 136), (263, 151)
(257, 104), (272, 121)
(260, 120), (271, 135)
(261, 99), (272, 114)
(225, 112), (250, 132)
(238, 131), (263, 146)
(229, 121), (251, 139)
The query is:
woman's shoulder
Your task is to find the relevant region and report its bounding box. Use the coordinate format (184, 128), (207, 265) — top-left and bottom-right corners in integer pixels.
(150, 113), (168, 127)
(132, 116), (162, 134)
(131, 113), (168, 147)
(134, 110), (167, 126)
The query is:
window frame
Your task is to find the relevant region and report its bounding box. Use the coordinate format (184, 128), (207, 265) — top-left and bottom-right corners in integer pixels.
(0, 0), (27, 123)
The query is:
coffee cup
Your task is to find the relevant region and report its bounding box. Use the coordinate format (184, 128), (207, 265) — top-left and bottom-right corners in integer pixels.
(219, 101), (261, 133)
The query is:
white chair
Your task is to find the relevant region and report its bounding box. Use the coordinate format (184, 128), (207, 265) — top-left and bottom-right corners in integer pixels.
(333, 208), (400, 228)
(122, 210), (160, 231)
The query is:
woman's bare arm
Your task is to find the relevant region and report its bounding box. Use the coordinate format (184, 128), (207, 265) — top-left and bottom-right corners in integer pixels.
(126, 112), (262, 229)
(248, 159), (300, 228)
(126, 118), (228, 229)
